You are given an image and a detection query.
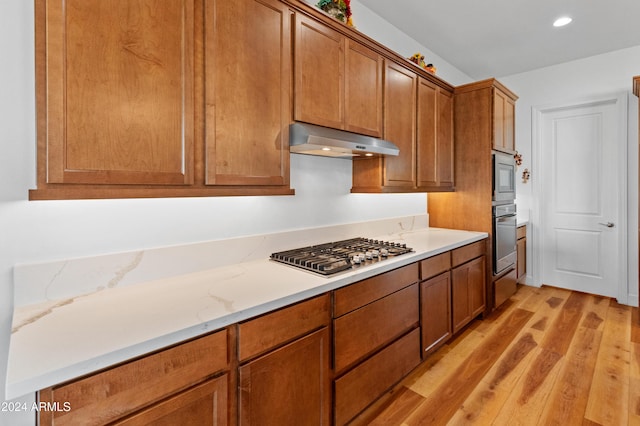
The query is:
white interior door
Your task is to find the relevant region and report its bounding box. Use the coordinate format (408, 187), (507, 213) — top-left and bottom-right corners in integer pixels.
(539, 96), (626, 298)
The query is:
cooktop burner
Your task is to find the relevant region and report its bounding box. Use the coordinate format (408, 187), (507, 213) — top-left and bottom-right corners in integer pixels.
(270, 237), (413, 276)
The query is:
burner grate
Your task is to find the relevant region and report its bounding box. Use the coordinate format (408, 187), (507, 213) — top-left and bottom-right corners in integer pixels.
(270, 237), (413, 276)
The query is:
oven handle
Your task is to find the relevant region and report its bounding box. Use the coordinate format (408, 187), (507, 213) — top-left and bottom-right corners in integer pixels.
(495, 213), (517, 222)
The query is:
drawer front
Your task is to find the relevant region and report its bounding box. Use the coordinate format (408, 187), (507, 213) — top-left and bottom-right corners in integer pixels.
(420, 252), (451, 280)
(40, 329), (228, 426)
(334, 263), (419, 317)
(238, 293), (330, 362)
(334, 284), (419, 374)
(334, 328), (421, 426)
(517, 225), (527, 240)
(451, 240), (486, 267)
(495, 268), (517, 308)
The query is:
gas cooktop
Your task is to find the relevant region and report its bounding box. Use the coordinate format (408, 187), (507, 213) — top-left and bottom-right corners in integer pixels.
(270, 237), (413, 276)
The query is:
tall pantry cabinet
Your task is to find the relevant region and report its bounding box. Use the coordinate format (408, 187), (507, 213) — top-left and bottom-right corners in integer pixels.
(428, 79), (518, 313)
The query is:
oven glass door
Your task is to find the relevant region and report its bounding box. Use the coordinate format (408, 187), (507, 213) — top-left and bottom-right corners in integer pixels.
(494, 213), (517, 274)
(497, 163), (515, 193)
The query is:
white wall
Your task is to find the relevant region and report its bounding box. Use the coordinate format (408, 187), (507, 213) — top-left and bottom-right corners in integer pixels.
(348, 0), (473, 86)
(0, 1), (470, 425)
(500, 45), (640, 304)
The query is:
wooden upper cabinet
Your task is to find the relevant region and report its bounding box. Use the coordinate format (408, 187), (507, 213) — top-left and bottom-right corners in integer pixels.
(344, 40), (384, 137)
(295, 14), (345, 129)
(205, 0), (292, 186)
(417, 78), (454, 190)
(493, 87), (516, 153)
(40, 0), (195, 186)
(351, 63), (454, 193)
(383, 61), (417, 187)
(294, 15), (383, 136)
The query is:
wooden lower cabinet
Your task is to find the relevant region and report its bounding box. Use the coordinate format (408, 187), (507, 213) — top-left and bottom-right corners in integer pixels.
(420, 271), (452, 356)
(333, 264), (420, 425)
(238, 328), (331, 426)
(451, 255), (486, 334)
(237, 294), (331, 425)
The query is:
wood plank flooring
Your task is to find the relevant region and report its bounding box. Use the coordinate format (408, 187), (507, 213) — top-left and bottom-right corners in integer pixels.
(354, 285), (640, 426)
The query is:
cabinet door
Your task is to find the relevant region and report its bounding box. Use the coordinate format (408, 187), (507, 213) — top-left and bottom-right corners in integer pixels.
(238, 328), (331, 426)
(114, 376), (228, 426)
(384, 61), (417, 187)
(451, 256), (486, 333)
(420, 272), (452, 356)
(416, 79), (453, 190)
(493, 89), (515, 153)
(206, 0), (291, 186)
(344, 40), (383, 137)
(493, 89), (506, 151)
(294, 15), (344, 129)
(42, 0), (194, 185)
(436, 88), (455, 188)
(416, 78), (438, 187)
(504, 97), (516, 152)
(468, 256), (486, 318)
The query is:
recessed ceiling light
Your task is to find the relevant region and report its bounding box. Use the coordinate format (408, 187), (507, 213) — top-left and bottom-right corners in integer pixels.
(553, 16), (572, 27)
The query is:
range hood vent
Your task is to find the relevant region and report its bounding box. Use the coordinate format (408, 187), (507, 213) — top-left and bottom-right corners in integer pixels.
(289, 122), (399, 158)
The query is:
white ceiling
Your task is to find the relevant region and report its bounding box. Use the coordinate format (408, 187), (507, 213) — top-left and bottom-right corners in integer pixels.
(358, 0), (640, 80)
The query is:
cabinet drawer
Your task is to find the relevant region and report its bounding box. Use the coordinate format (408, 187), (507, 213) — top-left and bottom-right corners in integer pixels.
(39, 330), (228, 426)
(517, 225), (527, 240)
(334, 328), (421, 426)
(334, 263), (419, 317)
(238, 294), (330, 362)
(495, 269), (517, 308)
(451, 240), (486, 267)
(420, 252), (451, 280)
(334, 284), (419, 374)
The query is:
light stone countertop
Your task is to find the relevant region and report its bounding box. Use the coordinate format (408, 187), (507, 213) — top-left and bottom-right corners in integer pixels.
(7, 221), (486, 399)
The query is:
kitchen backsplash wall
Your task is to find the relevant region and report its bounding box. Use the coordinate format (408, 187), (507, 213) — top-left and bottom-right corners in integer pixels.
(13, 212), (429, 308)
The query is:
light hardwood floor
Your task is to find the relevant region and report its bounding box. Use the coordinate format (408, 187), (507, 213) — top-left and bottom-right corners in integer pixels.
(356, 284), (640, 425)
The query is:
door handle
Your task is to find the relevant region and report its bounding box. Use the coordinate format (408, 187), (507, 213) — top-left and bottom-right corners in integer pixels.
(598, 222), (615, 228)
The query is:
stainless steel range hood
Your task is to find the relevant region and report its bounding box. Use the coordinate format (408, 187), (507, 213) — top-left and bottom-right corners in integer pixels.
(289, 122), (399, 158)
